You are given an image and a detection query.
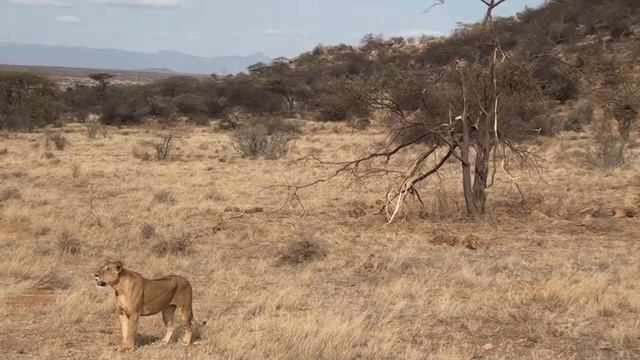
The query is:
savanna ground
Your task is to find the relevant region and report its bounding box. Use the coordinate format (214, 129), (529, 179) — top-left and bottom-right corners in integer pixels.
(0, 120), (639, 359)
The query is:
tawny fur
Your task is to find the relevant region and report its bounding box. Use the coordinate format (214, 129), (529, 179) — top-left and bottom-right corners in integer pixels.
(94, 260), (196, 351)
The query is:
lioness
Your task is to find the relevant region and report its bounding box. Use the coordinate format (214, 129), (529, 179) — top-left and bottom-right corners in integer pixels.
(94, 260), (196, 351)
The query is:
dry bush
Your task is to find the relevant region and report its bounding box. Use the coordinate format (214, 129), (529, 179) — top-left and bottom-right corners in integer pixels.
(85, 122), (107, 139)
(203, 189), (227, 202)
(151, 233), (192, 256)
(580, 121), (627, 169)
(0, 187), (21, 202)
(44, 131), (67, 150)
(32, 272), (70, 291)
(257, 117), (302, 135)
(230, 125), (292, 159)
(277, 239), (327, 266)
(142, 133), (176, 161)
(563, 103), (593, 132)
(132, 145), (152, 161)
(152, 189), (176, 205)
(430, 233), (483, 250)
(56, 232), (81, 255)
(139, 222), (156, 240)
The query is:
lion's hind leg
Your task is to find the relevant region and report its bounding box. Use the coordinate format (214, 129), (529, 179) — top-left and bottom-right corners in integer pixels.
(161, 306), (177, 344)
(176, 306), (194, 346)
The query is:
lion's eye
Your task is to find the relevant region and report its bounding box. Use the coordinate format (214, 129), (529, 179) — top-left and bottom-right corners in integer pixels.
(106, 267), (111, 271)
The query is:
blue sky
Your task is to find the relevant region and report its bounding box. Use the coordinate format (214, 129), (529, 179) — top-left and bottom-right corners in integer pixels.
(1, 0), (544, 58)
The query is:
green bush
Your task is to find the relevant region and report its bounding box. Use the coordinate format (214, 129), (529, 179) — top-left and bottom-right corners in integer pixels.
(0, 71), (64, 131)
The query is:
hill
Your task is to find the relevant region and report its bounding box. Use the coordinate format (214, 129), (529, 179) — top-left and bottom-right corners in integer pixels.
(0, 43), (271, 75)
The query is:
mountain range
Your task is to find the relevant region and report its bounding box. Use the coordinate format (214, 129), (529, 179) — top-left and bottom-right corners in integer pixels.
(0, 43), (270, 75)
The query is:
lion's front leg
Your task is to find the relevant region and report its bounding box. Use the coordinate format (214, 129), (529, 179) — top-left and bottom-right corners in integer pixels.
(118, 311), (139, 351)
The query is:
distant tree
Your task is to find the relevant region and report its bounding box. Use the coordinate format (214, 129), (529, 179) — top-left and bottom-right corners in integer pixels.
(100, 85), (149, 125)
(153, 76), (198, 98)
(88, 73), (114, 97)
(0, 71), (63, 131)
(263, 77), (311, 113)
(64, 84), (100, 122)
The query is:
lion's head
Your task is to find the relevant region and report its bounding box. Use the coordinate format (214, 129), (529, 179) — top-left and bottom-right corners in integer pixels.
(94, 260), (123, 287)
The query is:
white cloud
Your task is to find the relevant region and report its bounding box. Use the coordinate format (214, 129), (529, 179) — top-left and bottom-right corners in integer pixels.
(9, 0), (71, 7)
(93, 0), (184, 8)
(54, 15), (80, 23)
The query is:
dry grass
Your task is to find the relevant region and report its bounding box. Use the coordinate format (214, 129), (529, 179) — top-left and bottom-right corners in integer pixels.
(0, 123), (639, 359)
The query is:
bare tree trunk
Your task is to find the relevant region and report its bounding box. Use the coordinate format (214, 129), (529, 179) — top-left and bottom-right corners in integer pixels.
(472, 146), (491, 213)
(459, 64), (477, 216)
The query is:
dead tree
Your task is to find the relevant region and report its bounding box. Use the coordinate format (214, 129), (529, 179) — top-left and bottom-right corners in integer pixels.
(279, 0), (544, 221)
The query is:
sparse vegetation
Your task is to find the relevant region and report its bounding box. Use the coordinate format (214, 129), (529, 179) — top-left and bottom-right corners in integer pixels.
(142, 133), (176, 161)
(151, 233), (192, 256)
(85, 121), (106, 139)
(277, 239), (327, 266)
(44, 131), (67, 150)
(1, 0), (640, 358)
(55, 232), (81, 255)
(152, 189), (176, 205)
(139, 222), (156, 240)
(0, 71), (63, 131)
(581, 120), (628, 169)
(230, 125), (292, 159)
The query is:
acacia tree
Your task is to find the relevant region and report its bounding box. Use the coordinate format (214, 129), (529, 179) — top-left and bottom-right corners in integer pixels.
(0, 71), (62, 131)
(88, 73), (114, 98)
(250, 58), (311, 113)
(281, 0), (546, 220)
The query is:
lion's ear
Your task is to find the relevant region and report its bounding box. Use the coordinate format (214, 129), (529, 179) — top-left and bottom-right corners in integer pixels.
(115, 261), (123, 272)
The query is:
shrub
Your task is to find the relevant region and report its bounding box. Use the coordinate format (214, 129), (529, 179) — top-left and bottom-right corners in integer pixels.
(563, 103), (594, 132)
(146, 95), (178, 120)
(190, 115), (210, 127)
(315, 95), (349, 121)
(85, 121), (107, 139)
(44, 131), (67, 150)
(100, 86), (149, 125)
(142, 133), (175, 161)
(139, 222), (156, 240)
(605, 84), (639, 142)
(581, 120), (627, 169)
(56, 232), (81, 255)
(277, 239), (327, 266)
(315, 92), (370, 122)
(0, 71), (63, 131)
(256, 117), (301, 135)
(152, 189), (176, 205)
(64, 84), (99, 123)
(132, 145), (152, 161)
(230, 125), (292, 159)
(152, 233), (192, 256)
(174, 93), (207, 117)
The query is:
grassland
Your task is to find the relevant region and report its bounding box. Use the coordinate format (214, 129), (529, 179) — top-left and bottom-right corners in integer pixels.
(0, 121), (639, 359)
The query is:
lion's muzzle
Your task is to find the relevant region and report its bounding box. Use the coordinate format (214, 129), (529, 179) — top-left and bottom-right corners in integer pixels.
(94, 273), (107, 287)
